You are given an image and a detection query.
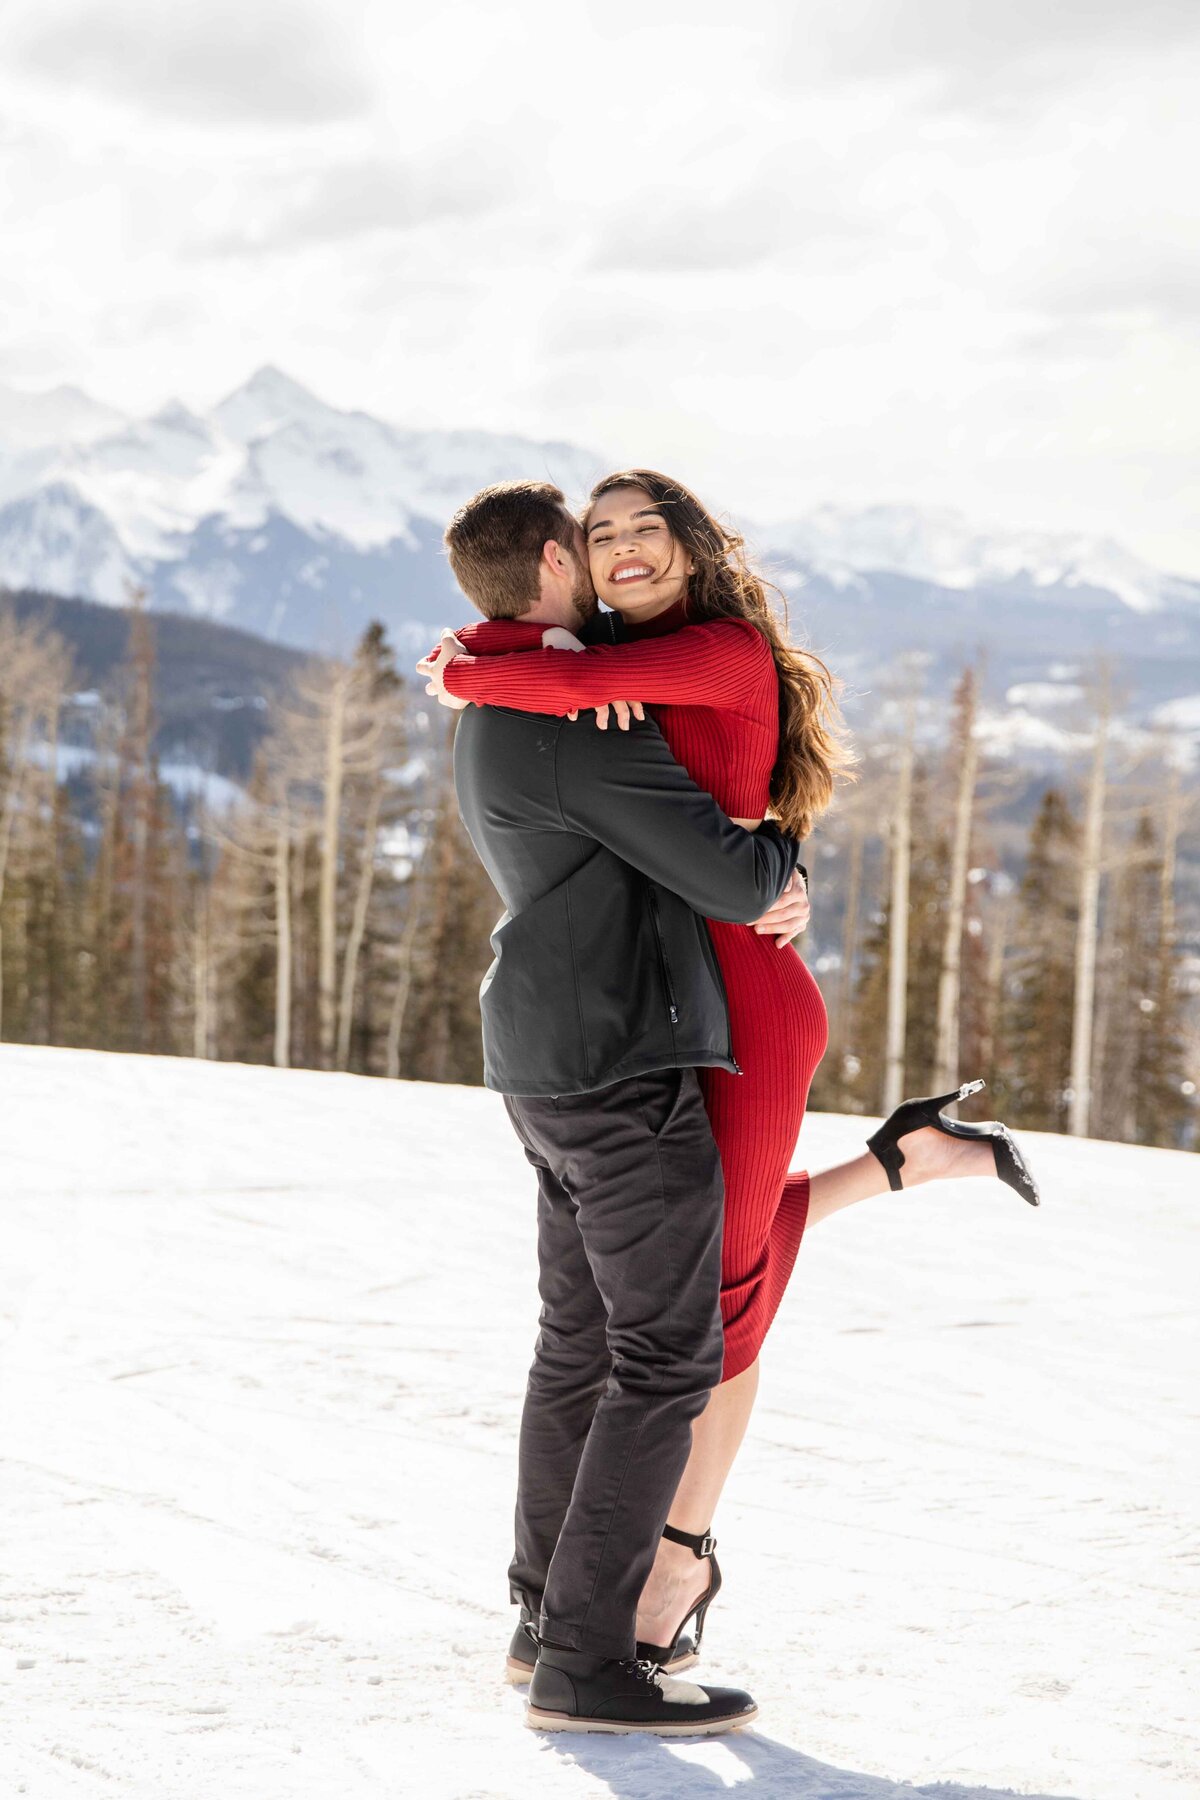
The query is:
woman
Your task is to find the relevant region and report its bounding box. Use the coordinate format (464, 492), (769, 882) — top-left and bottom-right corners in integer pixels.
(424, 470), (1039, 1669)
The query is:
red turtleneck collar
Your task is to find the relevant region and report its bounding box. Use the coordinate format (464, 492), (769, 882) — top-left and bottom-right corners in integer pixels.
(622, 598), (690, 640)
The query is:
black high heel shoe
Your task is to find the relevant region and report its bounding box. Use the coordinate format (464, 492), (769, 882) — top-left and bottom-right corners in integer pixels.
(865, 1078), (1041, 1207)
(636, 1524), (722, 1671)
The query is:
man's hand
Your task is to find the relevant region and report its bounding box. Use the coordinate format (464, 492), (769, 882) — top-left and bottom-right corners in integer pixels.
(751, 868), (810, 947)
(416, 630), (469, 711)
(541, 625), (646, 731)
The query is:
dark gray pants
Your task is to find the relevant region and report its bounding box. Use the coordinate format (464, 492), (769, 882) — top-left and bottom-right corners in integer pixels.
(504, 1067), (725, 1660)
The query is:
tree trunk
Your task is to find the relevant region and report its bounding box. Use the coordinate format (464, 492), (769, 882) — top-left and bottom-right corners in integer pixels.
(934, 671), (979, 1092)
(385, 889), (424, 1080)
(193, 893), (210, 1060)
(274, 804), (292, 1070)
(1158, 763), (1180, 951)
(981, 887), (1010, 1083)
(126, 595), (155, 1051)
(883, 698), (915, 1112)
(42, 693), (62, 1046)
(0, 733), (33, 1043)
(832, 819), (864, 1102)
(317, 674), (347, 1067)
(336, 774), (382, 1071)
(1068, 700), (1108, 1137)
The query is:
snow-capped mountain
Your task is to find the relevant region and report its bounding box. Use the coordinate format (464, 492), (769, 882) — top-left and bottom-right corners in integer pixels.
(0, 366), (604, 650)
(760, 502), (1199, 617)
(0, 378), (126, 449)
(2, 367), (1199, 707)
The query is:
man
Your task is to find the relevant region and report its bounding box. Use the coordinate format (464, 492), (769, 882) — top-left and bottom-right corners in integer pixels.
(418, 481), (803, 1736)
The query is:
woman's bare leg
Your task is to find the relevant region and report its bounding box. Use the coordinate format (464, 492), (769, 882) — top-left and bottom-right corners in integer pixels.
(635, 1359), (759, 1647)
(635, 1127), (999, 1644)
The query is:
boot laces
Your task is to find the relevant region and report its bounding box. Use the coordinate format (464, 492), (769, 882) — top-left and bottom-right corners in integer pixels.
(618, 1656), (664, 1687)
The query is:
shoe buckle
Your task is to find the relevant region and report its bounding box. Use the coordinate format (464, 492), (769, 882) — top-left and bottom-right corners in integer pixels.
(699, 1533), (716, 1557)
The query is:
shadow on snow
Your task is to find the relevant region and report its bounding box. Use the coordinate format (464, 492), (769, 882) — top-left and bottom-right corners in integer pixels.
(535, 1727), (1089, 1800)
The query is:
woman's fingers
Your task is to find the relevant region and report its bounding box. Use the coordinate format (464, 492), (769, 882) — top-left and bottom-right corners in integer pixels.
(593, 700), (642, 730)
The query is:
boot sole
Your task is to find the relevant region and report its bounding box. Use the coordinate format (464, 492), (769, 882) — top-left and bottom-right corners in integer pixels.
(506, 1650), (700, 1686)
(525, 1704), (758, 1736)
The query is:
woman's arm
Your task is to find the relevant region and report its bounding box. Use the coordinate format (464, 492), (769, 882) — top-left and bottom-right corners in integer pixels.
(452, 620), (546, 655)
(439, 618), (770, 716)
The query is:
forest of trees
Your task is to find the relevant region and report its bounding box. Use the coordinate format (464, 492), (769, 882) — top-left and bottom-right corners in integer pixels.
(0, 599), (1195, 1151)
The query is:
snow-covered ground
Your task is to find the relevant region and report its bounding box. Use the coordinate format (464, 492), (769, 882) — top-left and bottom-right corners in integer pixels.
(1, 1045), (1195, 1800)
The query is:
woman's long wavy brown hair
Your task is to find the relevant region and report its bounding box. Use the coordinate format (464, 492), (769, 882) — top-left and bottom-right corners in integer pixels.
(584, 470), (854, 838)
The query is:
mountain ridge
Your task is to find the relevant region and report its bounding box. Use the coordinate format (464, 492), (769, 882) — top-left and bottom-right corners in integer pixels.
(2, 367), (1199, 761)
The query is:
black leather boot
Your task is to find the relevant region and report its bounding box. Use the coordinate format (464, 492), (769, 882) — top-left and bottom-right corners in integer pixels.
(526, 1642), (757, 1736)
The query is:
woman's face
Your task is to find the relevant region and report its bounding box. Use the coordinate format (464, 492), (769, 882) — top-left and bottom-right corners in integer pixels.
(585, 485), (693, 620)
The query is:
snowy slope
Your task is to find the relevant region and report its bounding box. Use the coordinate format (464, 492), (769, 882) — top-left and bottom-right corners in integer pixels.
(1, 1045), (1195, 1800)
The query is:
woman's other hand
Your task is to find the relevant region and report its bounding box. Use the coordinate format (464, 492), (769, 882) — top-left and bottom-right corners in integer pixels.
(751, 868), (811, 947)
(416, 630), (469, 711)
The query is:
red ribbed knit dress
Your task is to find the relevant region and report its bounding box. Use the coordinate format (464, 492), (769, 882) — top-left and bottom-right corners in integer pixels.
(443, 603), (829, 1382)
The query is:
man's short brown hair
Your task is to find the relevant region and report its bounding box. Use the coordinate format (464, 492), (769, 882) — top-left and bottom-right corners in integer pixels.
(444, 480), (580, 619)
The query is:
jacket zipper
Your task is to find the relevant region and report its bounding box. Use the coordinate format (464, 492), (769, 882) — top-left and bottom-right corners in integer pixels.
(706, 921), (742, 1075)
(646, 884), (680, 1027)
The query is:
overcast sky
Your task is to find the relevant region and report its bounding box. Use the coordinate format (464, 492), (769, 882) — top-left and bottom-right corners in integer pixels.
(2, 0), (1198, 572)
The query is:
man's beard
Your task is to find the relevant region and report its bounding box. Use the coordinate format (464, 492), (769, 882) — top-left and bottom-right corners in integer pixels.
(569, 556), (599, 627)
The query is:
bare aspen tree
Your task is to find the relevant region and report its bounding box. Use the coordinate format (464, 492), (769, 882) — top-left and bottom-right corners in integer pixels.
(316, 666), (349, 1066)
(1068, 680), (1110, 1137)
(281, 656), (389, 1068)
(419, 739), (460, 1084)
(335, 628), (404, 1071)
(38, 674), (64, 1045)
(1158, 759), (1182, 952)
(192, 888), (211, 1059)
(934, 665), (980, 1092)
(336, 771), (382, 1070)
(121, 585), (156, 1050)
(273, 783), (293, 1068)
(981, 880), (1012, 1081)
(384, 880), (424, 1081)
(829, 811), (865, 1100)
(205, 765), (296, 1068)
(883, 683), (917, 1112)
(0, 610), (72, 1040)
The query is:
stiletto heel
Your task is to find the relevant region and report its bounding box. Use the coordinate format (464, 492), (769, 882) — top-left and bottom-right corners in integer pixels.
(636, 1524), (721, 1670)
(866, 1078), (1041, 1207)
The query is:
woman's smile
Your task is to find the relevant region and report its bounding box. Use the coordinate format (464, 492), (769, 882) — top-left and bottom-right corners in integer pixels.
(587, 484), (693, 617)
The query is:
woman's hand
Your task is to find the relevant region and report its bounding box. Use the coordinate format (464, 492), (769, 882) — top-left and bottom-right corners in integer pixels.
(416, 630), (469, 711)
(543, 626), (646, 731)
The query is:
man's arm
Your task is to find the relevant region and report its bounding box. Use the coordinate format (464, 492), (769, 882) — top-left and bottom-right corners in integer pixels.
(556, 715), (799, 923)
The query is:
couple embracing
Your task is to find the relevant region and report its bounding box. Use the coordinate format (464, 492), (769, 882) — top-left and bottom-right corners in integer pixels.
(418, 470), (1039, 1737)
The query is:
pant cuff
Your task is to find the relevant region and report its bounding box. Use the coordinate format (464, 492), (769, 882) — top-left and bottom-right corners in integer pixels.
(539, 1613), (637, 1661)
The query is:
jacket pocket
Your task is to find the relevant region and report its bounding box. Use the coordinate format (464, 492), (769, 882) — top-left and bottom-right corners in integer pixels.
(646, 881), (680, 1028)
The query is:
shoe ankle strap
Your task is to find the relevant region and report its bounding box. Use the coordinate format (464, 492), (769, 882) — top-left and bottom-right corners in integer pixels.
(662, 1523), (716, 1558)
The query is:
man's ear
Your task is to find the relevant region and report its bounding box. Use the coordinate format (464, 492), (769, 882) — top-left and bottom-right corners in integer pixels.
(543, 537), (571, 576)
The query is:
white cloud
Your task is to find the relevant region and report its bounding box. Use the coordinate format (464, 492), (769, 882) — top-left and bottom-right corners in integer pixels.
(6, 0), (369, 124)
(0, 0), (1197, 574)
